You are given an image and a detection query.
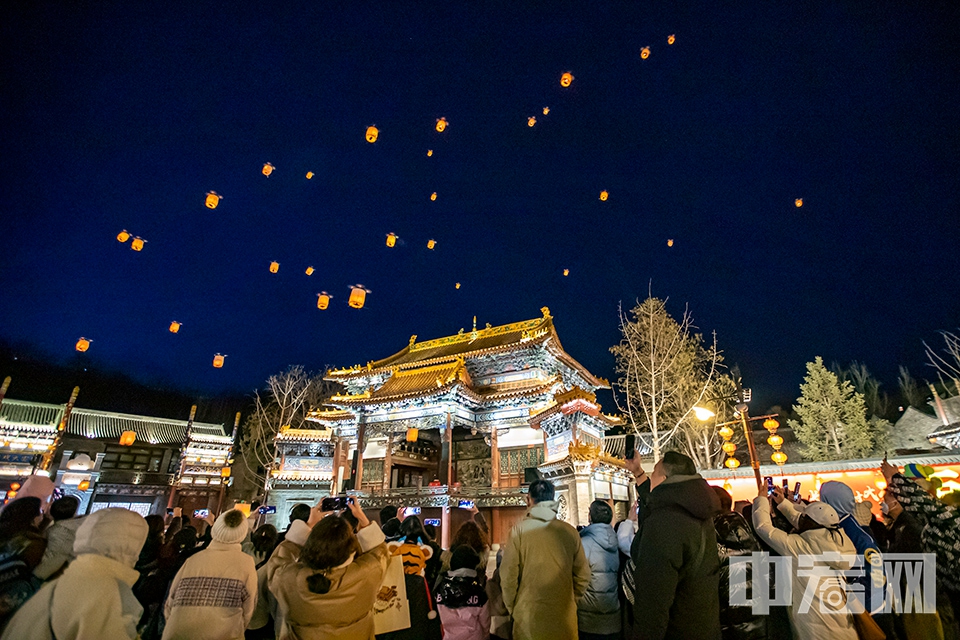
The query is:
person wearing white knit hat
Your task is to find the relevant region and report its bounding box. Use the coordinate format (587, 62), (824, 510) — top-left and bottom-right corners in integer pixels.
(162, 510), (258, 640)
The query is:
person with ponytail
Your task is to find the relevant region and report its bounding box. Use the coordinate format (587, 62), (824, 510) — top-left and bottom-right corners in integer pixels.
(268, 497), (389, 639)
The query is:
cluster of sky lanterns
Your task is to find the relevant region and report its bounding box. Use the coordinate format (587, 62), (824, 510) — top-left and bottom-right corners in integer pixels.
(116, 230), (146, 251)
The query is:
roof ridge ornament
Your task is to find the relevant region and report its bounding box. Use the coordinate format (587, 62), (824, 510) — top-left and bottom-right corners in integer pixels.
(541, 306), (551, 318)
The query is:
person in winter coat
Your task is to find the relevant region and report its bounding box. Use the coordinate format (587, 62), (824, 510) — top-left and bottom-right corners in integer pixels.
(33, 496), (83, 581)
(249, 511), (316, 637)
(1, 507), (149, 640)
(435, 546), (490, 640)
(632, 451), (722, 640)
(711, 486), (766, 640)
(752, 486), (858, 640)
(381, 516), (442, 640)
(485, 548), (512, 640)
(500, 479), (591, 640)
(0, 496), (47, 626)
(269, 498), (390, 639)
(162, 509), (258, 640)
(577, 500), (620, 640)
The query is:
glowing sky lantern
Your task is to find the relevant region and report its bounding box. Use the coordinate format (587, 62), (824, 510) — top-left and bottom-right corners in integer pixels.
(427, 149), (433, 157)
(117, 230), (130, 243)
(527, 116), (536, 127)
(213, 354), (225, 368)
(366, 125), (379, 143)
(131, 237), (145, 251)
(205, 191), (221, 209)
(560, 72), (574, 87)
(119, 430), (136, 446)
(563, 269), (569, 276)
(435, 117), (448, 132)
(427, 239), (436, 250)
(667, 34), (676, 45)
(269, 261), (279, 273)
(795, 198), (803, 208)
(348, 284), (370, 309)
(640, 47), (651, 59)
(75, 337), (91, 352)
(305, 266), (315, 276)
(543, 107), (550, 115)
(455, 282), (461, 289)
(317, 292), (331, 309)
(262, 162), (275, 177)
(386, 233), (397, 248)
(306, 172), (314, 179)
(169, 321), (181, 334)
(599, 190), (609, 201)
(430, 192), (437, 201)
(667, 239), (674, 247)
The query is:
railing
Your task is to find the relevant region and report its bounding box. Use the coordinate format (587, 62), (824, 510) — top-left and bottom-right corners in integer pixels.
(348, 484), (527, 499)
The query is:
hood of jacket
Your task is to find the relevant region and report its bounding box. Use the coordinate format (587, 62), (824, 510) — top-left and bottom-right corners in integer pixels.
(580, 523), (618, 552)
(73, 507), (148, 568)
(528, 500), (558, 522)
(819, 481), (856, 518)
(648, 474), (720, 521)
(713, 511), (760, 552)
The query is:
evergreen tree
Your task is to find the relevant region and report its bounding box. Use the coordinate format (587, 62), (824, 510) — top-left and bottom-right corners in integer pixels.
(789, 357), (874, 461)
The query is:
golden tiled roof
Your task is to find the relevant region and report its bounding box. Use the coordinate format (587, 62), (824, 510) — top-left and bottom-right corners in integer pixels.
(332, 360), (472, 404)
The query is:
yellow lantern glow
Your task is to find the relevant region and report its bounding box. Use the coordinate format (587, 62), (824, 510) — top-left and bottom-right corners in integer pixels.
(77, 480), (91, 491)
(771, 451), (788, 465)
(117, 230), (130, 243)
(306, 172), (314, 179)
(795, 198), (803, 208)
(718, 425), (734, 440)
(767, 433), (784, 448)
(875, 478), (887, 491)
(406, 428), (419, 442)
(725, 457), (741, 469)
(262, 163), (275, 177)
(543, 107), (550, 115)
(427, 239), (436, 250)
(120, 430), (136, 446)
(305, 266), (315, 276)
(455, 282), (461, 289)
(430, 192), (437, 201)
(722, 441), (737, 455)
(667, 239), (674, 247)
(435, 117), (448, 132)
(668, 34), (676, 45)
(131, 237), (145, 251)
(560, 72), (574, 87)
(348, 285), (369, 309)
(641, 47), (651, 59)
(563, 269), (569, 276)
(366, 125), (379, 143)
(763, 418), (780, 431)
(221, 467), (231, 478)
(205, 192), (221, 209)
(386, 233), (397, 248)
(169, 321), (181, 334)
(427, 149), (433, 157)
(599, 190), (609, 201)
(317, 292), (331, 310)
(213, 353), (225, 368)
(75, 337), (91, 352)
(269, 261), (279, 273)
(528, 117), (536, 127)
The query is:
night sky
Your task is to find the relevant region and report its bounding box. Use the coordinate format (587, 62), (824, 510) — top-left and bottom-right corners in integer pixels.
(2, 2), (958, 410)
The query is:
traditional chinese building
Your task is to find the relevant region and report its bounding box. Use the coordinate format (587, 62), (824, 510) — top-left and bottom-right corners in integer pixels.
(277, 308), (634, 545)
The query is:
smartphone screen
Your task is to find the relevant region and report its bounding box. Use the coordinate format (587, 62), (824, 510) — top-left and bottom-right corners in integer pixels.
(765, 476), (774, 496)
(458, 500), (475, 510)
(782, 478), (789, 491)
(321, 496), (350, 511)
(625, 434), (636, 460)
(424, 518), (441, 527)
(193, 509), (209, 519)
(793, 482), (802, 501)
(403, 506), (421, 517)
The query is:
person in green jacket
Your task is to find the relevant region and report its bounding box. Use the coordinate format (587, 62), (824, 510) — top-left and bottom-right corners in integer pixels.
(500, 480), (591, 640)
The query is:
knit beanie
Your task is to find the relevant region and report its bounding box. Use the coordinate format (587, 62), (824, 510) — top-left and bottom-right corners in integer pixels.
(212, 509), (248, 545)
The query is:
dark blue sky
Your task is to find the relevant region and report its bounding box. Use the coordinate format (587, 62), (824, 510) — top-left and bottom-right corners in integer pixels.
(2, 2), (958, 409)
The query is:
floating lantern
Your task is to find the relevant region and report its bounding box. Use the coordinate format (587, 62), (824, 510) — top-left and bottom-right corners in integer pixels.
(262, 163), (275, 177)
(77, 480), (90, 491)
(406, 428), (419, 442)
(722, 441), (737, 455)
(435, 117), (448, 132)
(269, 261), (279, 273)
(527, 117), (536, 127)
(169, 321), (181, 334)
(563, 269), (569, 276)
(455, 282), (461, 289)
(131, 237), (145, 251)
(305, 266), (315, 276)
(427, 239), (436, 250)
(75, 337), (91, 352)
(640, 47), (651, 59)
(725, 457), (741, 469)
(599, 190), (609, 201)
(667, 239), (674, 247)
(348, 285), (370, 309)
(213, 354), (225, 368)
(365, 125), (379, 143)
(386, 233), (397, 248)
(317, 292), (331, 310)
(560, 72), (574, 87)
(795, 198), (803, 208)
(543, 107), (550, 115)
(430, 192), (437, 201)
(119, 430), (137, 446)
(205, 192), (221, 209)
(117, 230), (131, 243)
(771, 451), (788, 465)
(306, 172), (314, 179)
(427, 149), (433, 157)
(667, 34), (676, 45)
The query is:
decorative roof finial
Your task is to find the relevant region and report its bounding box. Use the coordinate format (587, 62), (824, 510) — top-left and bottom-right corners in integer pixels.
(409, 335), (417, 346)
(541, 306), (552, 318)
(472, 316), (477, 331)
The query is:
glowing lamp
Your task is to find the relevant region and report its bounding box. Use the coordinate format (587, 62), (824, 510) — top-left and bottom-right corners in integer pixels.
(119, 430), (137, 446)
(543, 107), (550, 115)
(560, 72), (574, 87)
(692, 406), (715, 422)
(430, 192), (437, 201)
(563, 269), (569, 276)
(455, 282), (461, 289)
(406, 428), (419, 442)
(75, 337), (91, 352)
(771, 451), (788, 465)
(427, 239), (436, 250)
(221, 467), (231, 478)
(528, 117), (536, 127)
(6, 491), (16, 499)
(366, 125), (379, 143)
(386, 233), (397, 248)
(427, 149), (433, 157)
(306, 172), (314, 179)
(795, 198), (803, 208)
(317, 292), (331, 310)
(10, 483), (20, 491)
(641, 47), (651, 59)
(724, 457), (741, 469)
(269, 261), (279, 273)
(668, 34), (676, 45)
(305, 266), (315, 276)
(205, 192), (221, 209)
(667, 239), (674, 247)
(131, 237), (145, 251)
(213, 353), (225, 368)
(875, 478), (887, 490)
(718, 425), (735, 440)
(721, 441), (737, 455)
(262, 162), (275, 176)
(348, 284), (370, 309)
(599, 190), (609, 201)
(77, 480), (90, 491)
(117, 230), (131, 243)
(169, 321), (181, 334)
(767, 434), (784, 448)
(435, 117), (448, 132)
(763, 418), (780, 431)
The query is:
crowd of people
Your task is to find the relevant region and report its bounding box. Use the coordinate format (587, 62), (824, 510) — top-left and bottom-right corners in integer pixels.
(0, 454), (956, 639)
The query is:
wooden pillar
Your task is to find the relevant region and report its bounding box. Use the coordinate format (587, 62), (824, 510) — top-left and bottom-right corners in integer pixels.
(446, 413), (454, 486)
(354, 420), (366, 490)
(490, 425), (500, 489)
(491, 508), (501, 546)
(383, 431), (393, 492)
(441, 505), (451, 549)
(440, 413), (452, 485)
(331, 438), (342, 495)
